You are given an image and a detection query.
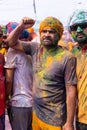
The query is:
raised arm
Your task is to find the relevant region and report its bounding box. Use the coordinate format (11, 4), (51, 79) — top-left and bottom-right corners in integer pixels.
(7, 17), (35, 51)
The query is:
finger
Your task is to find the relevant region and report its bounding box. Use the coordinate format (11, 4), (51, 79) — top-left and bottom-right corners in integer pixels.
(22, 17), (35, 24)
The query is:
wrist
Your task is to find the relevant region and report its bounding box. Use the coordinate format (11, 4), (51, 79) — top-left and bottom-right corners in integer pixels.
(65, 121), (74, 126)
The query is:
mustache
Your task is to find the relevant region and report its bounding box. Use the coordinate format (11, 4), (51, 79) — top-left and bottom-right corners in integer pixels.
(76, 32), (84, 37)
(43, 37), (52, 40)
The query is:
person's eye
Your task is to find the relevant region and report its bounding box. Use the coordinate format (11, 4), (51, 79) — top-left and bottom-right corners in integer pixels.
(49, 30), (56, 34)
(70, 25), (77, 31)
(81, 24), (87, 29)
(42, 30), (47, 33)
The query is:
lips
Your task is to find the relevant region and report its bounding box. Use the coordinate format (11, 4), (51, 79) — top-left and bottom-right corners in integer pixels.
(77, 34), (84, 38)
(43, 39), (50, 42)
(43, 38), (52, 42)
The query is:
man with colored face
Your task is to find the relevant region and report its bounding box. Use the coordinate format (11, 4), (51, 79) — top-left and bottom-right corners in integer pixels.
(68, 10), (87, 130)
(6, 16), (77, 130)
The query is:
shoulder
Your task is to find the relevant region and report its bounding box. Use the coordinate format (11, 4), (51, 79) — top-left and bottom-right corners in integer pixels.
(7, 48), (16, 53)
(72, 47), (81, 56)
(58, 46), (75, 58)
(7, 48), (22, 55)
(59, 48), (77, 65)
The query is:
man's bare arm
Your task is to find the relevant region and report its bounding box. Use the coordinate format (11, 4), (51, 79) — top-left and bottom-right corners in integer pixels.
(5, 68), (14, 107)
(7, 17), (35, 51)
(63, 85), (77, 130)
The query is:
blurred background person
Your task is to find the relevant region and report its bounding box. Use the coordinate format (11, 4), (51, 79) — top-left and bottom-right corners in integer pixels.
(0, 25), (6, 130)
(5, 22), (33, 130)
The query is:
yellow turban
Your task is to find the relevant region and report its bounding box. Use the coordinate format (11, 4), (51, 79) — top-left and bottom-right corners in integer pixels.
(39, 16), (63, 39)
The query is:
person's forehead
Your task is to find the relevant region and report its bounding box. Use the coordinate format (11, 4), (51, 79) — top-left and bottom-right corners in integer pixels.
(42, 27), (55, 31)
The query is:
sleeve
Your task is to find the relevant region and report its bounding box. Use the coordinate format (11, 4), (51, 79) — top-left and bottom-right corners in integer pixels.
(4, 49), (16, 69)
(65, 56), (77, 86)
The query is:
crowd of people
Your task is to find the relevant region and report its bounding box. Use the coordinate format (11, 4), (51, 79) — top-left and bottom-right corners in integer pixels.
(0, 9), (87, 130)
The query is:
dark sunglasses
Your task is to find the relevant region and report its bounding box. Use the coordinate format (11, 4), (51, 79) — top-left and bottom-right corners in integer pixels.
(70, 23), (87, 31)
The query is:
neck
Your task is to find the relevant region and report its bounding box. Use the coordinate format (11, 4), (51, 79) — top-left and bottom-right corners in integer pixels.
(43, 45), (58, 52)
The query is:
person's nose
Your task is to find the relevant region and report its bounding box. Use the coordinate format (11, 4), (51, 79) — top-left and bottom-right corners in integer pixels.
(45, 31), (50, 36)
(76, 26), (83, 32)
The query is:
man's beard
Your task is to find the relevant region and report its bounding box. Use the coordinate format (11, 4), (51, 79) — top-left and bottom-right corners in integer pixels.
(41, 37), (59, 48)
(76, 37), (87, 47)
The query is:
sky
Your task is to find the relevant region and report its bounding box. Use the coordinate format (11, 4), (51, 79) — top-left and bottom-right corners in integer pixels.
(0, 0), (87, 26)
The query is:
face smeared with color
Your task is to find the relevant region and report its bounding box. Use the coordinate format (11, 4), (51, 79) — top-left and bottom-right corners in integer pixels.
(69, 10), (87, 46)
(39, 16), (63, 48)
(40, 28), (60, 48)
(70, 23), (87, 46)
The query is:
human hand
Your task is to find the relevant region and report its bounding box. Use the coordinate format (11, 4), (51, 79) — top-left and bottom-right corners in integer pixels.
(62, 122), (74, 130)
(5, 95), (11, 108)
(19, 17), (35, 30)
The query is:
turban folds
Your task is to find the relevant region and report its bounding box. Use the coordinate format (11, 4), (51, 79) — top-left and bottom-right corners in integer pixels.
(6, 22), (29, 39)
(19, 30), (29, 39)
(39, 16), (63, 39)
(6, 22), (18, 34)
(68, 10), (87, 32)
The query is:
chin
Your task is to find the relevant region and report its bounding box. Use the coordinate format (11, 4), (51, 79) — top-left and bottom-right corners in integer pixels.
(77, 40), (87, 47)
(76, 37), (87, 43)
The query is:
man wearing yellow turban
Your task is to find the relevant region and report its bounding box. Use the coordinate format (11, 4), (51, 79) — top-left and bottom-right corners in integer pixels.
(6, 16), (77, 130)
(39, 16), (63, 39)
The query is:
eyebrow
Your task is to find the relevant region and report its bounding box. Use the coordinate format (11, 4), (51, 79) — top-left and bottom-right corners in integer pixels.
(42, 29), (57, 33)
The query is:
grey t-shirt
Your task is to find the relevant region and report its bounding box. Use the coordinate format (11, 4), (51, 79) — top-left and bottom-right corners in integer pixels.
(32, 47), (77, 126)
(4, 48), (33, 107)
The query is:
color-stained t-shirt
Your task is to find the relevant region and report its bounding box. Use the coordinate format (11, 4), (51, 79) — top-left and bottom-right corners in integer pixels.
(4, 48), (33, 107)
(72, 47), (87, 124)
(32, 46), (77, 126)
(0, 53), (5, 116)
